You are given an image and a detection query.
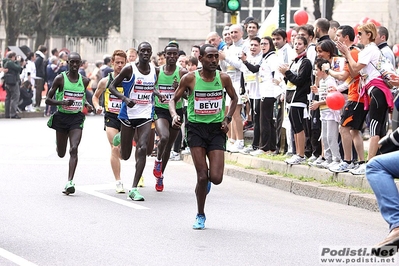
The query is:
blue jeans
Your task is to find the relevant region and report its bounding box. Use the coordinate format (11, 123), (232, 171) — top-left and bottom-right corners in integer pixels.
(366, 151), (399, 231)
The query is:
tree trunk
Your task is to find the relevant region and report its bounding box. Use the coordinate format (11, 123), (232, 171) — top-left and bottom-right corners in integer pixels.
(313, 0), (321, 19)
(1, 0), (23, 48)
(35, 29), (47, 51)
(325, 0), (335, 20)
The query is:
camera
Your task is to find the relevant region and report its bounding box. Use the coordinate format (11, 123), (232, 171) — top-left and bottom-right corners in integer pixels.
(378, 128), (399, 154)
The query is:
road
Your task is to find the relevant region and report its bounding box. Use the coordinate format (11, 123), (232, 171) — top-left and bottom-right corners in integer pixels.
(0, 116), (394, 266)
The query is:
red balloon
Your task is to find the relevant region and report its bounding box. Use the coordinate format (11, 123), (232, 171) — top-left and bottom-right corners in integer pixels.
(393, 44), (399, 57)
(353, 23), (360, 36)
(360, 17), (369, 24)
(293, 10), (308, 26)
(286, 28), (293, 43)
(326, 91), (345, 110)
(367, 18), (381, 27)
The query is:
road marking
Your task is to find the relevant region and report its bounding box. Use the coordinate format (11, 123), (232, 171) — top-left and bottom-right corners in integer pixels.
(0, 248), (38, 266)
(77, 184), (149, 210)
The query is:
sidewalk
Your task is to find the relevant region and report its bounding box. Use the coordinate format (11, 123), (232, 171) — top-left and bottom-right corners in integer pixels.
(0, 96), (48, 119)
(182, 141), (399, 213)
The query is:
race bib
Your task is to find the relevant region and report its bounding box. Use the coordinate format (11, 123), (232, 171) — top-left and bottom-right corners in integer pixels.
(63, 90), (84, 111)
(194, 90), (223, 115)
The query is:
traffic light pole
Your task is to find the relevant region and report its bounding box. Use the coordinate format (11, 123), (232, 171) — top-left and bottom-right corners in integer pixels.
(230, 12), (238, 24)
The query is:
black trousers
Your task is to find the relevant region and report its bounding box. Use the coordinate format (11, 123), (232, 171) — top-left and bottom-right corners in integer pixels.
(259, 97), (276, 151)
(249, 98), (261, 149)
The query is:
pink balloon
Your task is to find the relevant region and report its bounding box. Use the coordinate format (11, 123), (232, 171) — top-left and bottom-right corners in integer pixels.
(293, 10), (308, 26)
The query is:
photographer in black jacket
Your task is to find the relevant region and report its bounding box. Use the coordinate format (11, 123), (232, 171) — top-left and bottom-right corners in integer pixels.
(3, 51), (22, 119)
(18, 80), (33, 112)
(34, 45), (47, 108)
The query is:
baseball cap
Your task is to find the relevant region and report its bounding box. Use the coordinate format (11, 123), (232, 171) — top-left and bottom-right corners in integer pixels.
(243, 16), (255, 25)
(168, 40), (179, 49)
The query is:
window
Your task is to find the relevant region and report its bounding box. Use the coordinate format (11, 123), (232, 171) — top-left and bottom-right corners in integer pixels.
(214, 0), (303, 34)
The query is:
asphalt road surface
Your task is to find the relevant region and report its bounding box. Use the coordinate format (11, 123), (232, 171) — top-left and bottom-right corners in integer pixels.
(0, 116), (394, 266)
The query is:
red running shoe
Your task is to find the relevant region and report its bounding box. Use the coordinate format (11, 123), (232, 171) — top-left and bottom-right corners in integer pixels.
(155, 175), (164, 192)
(153, 160), (162, 178)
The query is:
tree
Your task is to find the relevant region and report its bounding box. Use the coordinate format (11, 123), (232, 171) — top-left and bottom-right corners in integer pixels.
(313, 0), (335, 20)
(21, 0), (82, 50)
(0, 0), (24, 48)
(17, 0), (120, 49)
(50, 0), (120, 37)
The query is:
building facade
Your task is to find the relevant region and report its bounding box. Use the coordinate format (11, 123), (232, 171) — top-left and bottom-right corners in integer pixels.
(0, 0), (398, 63)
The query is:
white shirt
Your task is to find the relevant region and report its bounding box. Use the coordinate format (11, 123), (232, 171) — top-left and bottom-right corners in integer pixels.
(24, 60), (37, 87)
(243, 52), (262, 99)
(358, 43), (382, 85)
(258, 53), (283, 98)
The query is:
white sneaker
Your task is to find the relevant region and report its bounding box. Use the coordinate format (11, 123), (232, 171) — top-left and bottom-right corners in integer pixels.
(181, 147), (191, 155)
(228, 145), (239, 153)
(116, 181), (125, 193)
(349, 163), (366, 175)
(236, 141), (244, 150)
(320, 158), (333, 169)
(250, 149), (266, 156)
(329, 161), (354, 173)
(285, 155), (306, 165)
(239, 146), (255, 155)
(310, 156), (324, 167)
(170, 151), (181, 161)
(327, 159), (341, 170)
(307, 155), (318, 163)
(229, 142), (244, 153)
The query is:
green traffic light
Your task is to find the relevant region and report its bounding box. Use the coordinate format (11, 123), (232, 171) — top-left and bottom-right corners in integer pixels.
(227, 0), (240, 11)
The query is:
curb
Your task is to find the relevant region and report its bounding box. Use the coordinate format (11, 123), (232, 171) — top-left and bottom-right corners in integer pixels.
(181, 153), (380, 212)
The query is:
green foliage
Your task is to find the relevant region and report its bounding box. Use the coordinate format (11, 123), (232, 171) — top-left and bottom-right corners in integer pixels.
(19, 0), (120, 38)
(51, 0), (120, 36)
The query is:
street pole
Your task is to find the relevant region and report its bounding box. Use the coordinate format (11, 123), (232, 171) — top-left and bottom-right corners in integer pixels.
(231, 12), (238, 24)
(279, 0), (287, 30)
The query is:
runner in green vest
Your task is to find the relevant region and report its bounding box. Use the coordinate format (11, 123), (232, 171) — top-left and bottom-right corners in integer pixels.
(153, 44), (188, 192)
(46, 52), (93, 195)
(169, 44), (238, 230)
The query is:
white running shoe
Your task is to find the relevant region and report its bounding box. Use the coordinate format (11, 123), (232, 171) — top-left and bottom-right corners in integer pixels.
(329, 161), (354, 173)
(349, 163), (366, 175)
(181, 147), (191, 155)
(307, 155), (318, 163)
(170, 151), (181, 161)
(310, 156), (324, 167)
(250, 149), (266, 156)
(116, 181), (125, 193)
(285, 154), (306, 165)
(239, 146), (255, 155)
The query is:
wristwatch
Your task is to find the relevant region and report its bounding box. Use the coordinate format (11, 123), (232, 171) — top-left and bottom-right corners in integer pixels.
(225, 115), (232, 123)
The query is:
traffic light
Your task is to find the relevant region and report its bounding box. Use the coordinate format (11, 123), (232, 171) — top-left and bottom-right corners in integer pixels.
(206, 0), (224, 11)
(205, 0), (241, 13)
(225, 0), (241, 13)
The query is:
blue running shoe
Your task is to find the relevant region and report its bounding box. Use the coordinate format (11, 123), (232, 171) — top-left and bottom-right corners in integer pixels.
(207, 181), (211, 195)
(192, 214), (206, 230)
